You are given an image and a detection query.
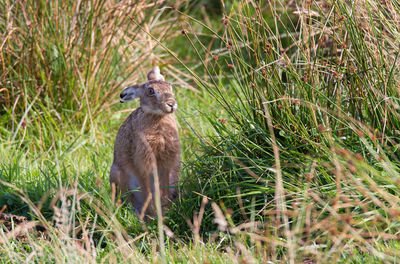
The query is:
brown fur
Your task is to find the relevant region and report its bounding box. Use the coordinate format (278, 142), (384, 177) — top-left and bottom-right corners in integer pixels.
(110, 67), (180, 219)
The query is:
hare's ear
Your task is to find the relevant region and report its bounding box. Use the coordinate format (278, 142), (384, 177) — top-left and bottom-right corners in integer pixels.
(147, 66), (165, 81)
(120, 85), (142, 103)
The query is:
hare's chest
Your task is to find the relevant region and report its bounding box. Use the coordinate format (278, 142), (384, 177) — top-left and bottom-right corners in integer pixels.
(145, 130), (179, 158)
(146, 134), (166, 153)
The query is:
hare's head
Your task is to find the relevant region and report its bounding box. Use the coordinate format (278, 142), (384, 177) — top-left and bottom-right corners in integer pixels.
(120, 67), (177, 115)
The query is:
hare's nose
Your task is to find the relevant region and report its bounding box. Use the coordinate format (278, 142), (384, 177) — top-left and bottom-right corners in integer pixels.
(165, 100), (177, 113)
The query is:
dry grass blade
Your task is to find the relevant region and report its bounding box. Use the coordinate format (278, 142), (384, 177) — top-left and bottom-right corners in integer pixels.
(260, 95), (295, 264)
(211, 202), (228, 232)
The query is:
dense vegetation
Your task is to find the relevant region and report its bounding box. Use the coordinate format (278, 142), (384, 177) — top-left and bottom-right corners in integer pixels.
(1, 0), (400, 263)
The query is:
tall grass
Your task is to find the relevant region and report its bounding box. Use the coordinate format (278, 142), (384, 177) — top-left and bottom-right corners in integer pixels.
(0, 0), (180, 150)
(167, 0), (400, 262)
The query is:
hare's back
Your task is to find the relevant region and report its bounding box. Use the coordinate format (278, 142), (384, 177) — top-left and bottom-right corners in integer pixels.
(113, 109), (142, 157)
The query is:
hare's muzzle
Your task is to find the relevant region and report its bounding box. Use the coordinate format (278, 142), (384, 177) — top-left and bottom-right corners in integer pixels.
(162, 94), (177, 113)
(166, 101), (178, 113)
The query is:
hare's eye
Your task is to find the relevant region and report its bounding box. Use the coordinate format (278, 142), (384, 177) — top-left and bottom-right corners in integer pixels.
(148, 87), (155, 96)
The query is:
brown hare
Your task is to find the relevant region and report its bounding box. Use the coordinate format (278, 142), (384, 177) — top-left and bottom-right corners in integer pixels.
(110, 66), (180, 219)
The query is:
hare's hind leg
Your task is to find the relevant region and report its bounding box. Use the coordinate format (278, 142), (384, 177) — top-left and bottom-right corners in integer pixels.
(110, 164), (146, 215)
(110, 164), (127, 202)
(127, 171), (146, 215)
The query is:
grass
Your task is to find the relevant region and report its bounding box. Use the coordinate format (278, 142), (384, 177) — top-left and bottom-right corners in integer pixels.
(1, 0), (400, 263)
(166, 0), (400, 261)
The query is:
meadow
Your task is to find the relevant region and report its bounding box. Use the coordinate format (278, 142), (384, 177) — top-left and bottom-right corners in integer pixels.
(1, 0), (400, 263)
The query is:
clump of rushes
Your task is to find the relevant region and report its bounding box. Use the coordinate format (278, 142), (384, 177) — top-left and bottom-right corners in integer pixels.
(170, 0), (400, 262)
(0, 0), (175, 147)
